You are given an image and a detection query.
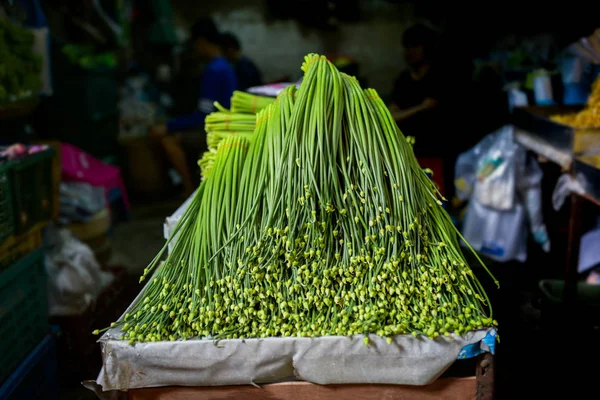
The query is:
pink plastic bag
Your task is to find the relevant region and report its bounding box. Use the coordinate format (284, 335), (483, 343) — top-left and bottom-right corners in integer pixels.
(61, 143), (130, 211)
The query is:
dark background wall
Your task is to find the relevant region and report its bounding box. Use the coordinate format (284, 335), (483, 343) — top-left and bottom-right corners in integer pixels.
(171, 0), (416, 96)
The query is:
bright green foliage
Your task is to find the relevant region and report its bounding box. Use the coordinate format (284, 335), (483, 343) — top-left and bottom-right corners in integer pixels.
(0, 20), (41, 101)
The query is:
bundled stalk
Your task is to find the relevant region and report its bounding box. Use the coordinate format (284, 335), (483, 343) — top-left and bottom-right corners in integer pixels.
(197, 149), (217, 184)
(207, 130), (253, 149)
(199, 91), (275, 180)
(199, 107), (256, 180)
(98, 54), (497, 343)
(96, 136), (250, 342)
(205, 112), (256, 132)
(231, 90), (275, 114)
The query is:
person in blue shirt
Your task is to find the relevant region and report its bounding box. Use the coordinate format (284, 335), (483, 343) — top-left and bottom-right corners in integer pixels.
(220, 32), (263, 90)
(150, 18), (237, 196)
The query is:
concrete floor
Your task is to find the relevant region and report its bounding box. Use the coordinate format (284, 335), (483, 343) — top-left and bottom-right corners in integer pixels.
(109, 200), (181, 275)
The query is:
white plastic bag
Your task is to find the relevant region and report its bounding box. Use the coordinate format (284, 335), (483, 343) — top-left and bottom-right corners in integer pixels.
(119, 98), (156, 139)
(518, 155), (550, 252)
(462, 199), (528, 262)
(455, 125), (520, 210)
(457, 127), (550, 260)
(454, 132), (496, 201)
(44, 226), (114, 316)
(579, 221), (600, 274)
(59, 181), (106, 223)
(552, 173), (588, 211)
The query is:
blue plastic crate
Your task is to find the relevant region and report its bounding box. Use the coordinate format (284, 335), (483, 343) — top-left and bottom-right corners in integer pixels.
(0, 335), (58, 400)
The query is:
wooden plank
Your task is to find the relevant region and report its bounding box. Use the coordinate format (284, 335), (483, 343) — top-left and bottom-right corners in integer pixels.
(565, 193), (583, 306)
(128, 377), (476, 400)
(514, 129), (572, 169)
(476, 353), (495, 400)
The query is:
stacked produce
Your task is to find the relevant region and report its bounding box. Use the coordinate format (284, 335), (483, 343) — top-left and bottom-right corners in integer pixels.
(198, 93), (275, 180)
(231, 90), (275, 114)
(198, 110), (255, 180)
(551, 75), (600, 127)
(97, 54), (497, 343)
(0, 20), (42, 102)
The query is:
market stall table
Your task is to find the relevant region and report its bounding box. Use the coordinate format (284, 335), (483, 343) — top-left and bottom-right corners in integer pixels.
(513, 106), (600, 304)
(124, 375), (488, 400)
(91, 330), (495, 400)
(87, 194), (498, 400)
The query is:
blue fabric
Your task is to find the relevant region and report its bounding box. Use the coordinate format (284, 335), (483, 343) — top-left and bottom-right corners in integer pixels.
(457, 329), (497, 359)
(167, 57), (237, 132)
(235, 56), (262, 90)
(564, 83), (589, 105)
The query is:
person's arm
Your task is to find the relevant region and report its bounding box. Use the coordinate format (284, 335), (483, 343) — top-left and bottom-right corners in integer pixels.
(165, 103), (211, 133)
(390, 98), (438, 122)
(389, 69), (442, 122)
(165, 96), (215, 133)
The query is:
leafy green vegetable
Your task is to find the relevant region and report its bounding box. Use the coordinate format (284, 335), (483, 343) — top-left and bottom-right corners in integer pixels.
(61, 44), (116, 69)
(0, 20), (41, 102)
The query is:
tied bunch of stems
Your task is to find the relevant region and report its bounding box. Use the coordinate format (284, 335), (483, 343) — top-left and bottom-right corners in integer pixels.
(205, 110), (256, 135)
(199, 104), (256, 180)
(97, 54), (497, 343)
(231, 90), (275, 114)
(199, 92), (275, 180)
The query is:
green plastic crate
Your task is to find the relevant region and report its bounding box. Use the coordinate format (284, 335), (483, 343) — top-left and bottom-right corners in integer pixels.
(10, 149), (55, 234)
(0, 249), (48, 385)
(0, 160), (15, 244)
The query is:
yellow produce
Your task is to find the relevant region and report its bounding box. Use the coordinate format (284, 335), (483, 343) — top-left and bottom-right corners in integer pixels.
(552, 76), (600, 127)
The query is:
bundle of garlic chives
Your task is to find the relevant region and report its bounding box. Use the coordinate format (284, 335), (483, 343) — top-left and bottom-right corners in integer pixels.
(231, 90), (276, 114)
(200, 105), (256, 180)
(99, 54), (497, 343)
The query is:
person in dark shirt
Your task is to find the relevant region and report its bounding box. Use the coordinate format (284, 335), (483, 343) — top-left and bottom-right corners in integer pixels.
(220, 32), (263, 90)
(389, 23), (445, 148)
(150, 18), (237, 196)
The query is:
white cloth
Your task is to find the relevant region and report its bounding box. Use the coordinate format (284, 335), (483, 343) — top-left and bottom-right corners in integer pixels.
(96, 327), (489, 391)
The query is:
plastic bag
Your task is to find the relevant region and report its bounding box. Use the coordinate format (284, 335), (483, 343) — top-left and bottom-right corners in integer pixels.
(579, 220), (600, 274)
(44, 225), (114, 316)
(462, 198), (528, 262)
(59, 181), (106, 224)
(472, 129), (519, 211)
(459, 127), (550, 261)
(518, 155), (550, 252)
(552, 173), (588, 211)
(454, 132), (495, 201)
(455, 125), (520, 210)
(119, 98), (156, 139)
